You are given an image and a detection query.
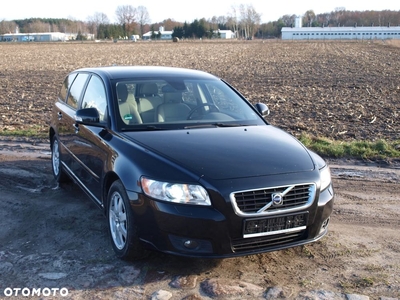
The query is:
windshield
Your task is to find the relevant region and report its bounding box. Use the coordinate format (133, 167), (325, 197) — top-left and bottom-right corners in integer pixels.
(114, 78), (265, 130)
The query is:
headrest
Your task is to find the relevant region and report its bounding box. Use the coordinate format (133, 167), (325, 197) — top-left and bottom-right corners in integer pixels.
(161, 84), (177, 93)
(141, 83), (158, 96)
(116, 84), (128, 102)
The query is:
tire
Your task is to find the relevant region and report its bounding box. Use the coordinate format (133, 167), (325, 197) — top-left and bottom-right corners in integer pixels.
(51, 136), (69, 183)
(107, 180), (147, 260)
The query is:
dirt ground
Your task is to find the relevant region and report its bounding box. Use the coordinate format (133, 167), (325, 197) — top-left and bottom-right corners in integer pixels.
(0, 138), (399, 299)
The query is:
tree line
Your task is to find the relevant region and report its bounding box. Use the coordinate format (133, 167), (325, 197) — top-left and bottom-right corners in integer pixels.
(1, 6), (399, 40)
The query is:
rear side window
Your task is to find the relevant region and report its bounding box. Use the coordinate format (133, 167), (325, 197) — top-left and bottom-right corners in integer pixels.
(67, 73), (89, 109)
(59, 73), (77, 102)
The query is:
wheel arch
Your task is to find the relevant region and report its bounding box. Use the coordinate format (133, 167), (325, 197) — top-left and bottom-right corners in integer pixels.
(49, 127), (56, 147)
(102, 171), (121, 212)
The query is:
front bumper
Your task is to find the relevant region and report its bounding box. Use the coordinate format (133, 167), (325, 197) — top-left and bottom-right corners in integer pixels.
(129, 184), (334, 258)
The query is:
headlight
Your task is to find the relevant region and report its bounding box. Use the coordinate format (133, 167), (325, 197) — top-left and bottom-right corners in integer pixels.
(141, 177), (211, 206)
(320, 165), (332, 191)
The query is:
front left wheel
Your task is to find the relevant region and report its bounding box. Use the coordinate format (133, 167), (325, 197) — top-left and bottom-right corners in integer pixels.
(107, 180), (147, 260)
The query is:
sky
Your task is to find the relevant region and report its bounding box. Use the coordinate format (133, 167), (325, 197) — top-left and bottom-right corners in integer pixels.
(1, 0), (399, 24)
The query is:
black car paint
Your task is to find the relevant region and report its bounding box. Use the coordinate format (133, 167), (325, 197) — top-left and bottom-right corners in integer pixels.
(121, 126), (315, 180)
(49, 66), (334, 258)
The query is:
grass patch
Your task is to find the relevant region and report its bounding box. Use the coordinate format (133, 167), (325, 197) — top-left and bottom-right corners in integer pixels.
(1, 129), (399, 160)
(1, 127), (48, 139)
(299, 134), (400, 160)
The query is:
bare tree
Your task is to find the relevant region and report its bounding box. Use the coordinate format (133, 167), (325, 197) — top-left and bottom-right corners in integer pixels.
(161, 18), (181, 31)
(227, 5), (240, 37)
(332, 7), (346, 26)
(217, 16), (227, 26)
(280, 14), (297, 27)
(239, 4), (261, 39)
(115, 5), (137, 37)
(29, 20), (48, 32)
(317, 13), (331, 27)
(303, 10), (316, 27)
(87, 12), (110, 38)
(0, 20), (17, 34)
(208, 16), (219, 30)
(137, 6), (150, 37)
(58, 20), (72, 33)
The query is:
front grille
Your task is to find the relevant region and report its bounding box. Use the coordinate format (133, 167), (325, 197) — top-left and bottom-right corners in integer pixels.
(232, 230), (306, 252)
(231, 184), (315, 216)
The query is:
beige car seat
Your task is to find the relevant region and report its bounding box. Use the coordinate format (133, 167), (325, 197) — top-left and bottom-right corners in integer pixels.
(156, 85), (191, 122)
(117, 84), (142, 125)
(137, 83), (163, 123)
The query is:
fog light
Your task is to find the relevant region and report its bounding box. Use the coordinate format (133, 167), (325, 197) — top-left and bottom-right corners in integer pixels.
(319, 217), (330, 234)
(183, 240), (199, 249)
(169, 235), (213, 253)
(322, 217), (330, 229)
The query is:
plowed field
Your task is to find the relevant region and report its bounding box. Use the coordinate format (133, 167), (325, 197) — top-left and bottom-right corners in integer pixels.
(0, 40), (399, 141)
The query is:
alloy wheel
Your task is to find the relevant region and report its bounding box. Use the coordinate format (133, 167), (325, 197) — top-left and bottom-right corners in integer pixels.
(109, 191), (128, 250)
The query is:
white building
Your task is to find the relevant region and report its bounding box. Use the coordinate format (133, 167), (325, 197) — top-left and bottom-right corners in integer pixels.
(282, 25), (400, 40)
(282, 16), (400, 40)
(142, 26), (173, 40)
(0, 32), (94, 42)
(214, 30), (236, 39)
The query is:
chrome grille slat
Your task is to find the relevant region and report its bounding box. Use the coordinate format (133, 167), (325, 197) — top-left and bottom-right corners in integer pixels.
(232, 230), (306, 252)
(230, 183), (316, 216)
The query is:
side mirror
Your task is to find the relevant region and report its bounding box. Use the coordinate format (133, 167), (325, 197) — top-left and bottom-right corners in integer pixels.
(75, 107), (102, 126)
(254, 103), (270, 117)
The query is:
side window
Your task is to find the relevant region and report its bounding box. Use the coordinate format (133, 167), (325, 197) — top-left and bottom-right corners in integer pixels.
(67, 73), (89, 109)
(81, 76), (107, 123)
(182, 83), (197, 105)
(59, 73), (77, 102)
(204, 83), (244, 116)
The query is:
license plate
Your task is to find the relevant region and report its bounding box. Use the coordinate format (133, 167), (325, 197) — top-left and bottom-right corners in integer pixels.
(243, 212), (308, 238)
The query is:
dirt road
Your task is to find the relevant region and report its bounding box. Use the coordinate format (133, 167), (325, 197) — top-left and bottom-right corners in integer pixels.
(0, 138), (399, 299)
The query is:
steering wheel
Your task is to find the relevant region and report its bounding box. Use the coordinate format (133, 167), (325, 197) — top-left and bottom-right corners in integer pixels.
(187, 104), (220, 120)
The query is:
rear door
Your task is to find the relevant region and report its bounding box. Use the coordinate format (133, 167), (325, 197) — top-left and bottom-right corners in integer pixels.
(55, 72), (89, 171)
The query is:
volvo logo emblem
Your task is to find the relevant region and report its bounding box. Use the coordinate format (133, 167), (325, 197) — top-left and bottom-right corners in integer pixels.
(272, 193), (283, 206)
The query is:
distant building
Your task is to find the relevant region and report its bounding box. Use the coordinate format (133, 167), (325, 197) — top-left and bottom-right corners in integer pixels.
(282, 26), (400, 40)
(282, 17), (400, 40)
(214, 30), (236, 39)
(142, 26), (173, 40)
(0, 32), (94, 42)
(130, 35), (140, 42)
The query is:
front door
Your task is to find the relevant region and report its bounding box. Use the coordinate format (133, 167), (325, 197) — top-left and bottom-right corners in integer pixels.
(70, 75), (110, 204)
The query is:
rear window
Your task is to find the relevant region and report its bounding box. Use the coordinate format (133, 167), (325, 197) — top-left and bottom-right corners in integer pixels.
(67, 73), (89, 109)
(59, 73), (77, 102)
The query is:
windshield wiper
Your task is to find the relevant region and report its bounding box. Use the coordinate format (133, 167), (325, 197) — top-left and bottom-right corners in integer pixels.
(213, 123), (247, 127)
(121, 125), (169, 131)
(145, 125), (169, 130)
(184, 123), (248, 129)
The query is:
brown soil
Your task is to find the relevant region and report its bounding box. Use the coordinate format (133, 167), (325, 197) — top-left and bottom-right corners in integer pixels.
(0, 40), (399, 141)
(0, 141), (399, 299)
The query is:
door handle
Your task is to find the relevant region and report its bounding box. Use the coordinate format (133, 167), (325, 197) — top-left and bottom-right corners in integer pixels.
(73, 123), (80, 134)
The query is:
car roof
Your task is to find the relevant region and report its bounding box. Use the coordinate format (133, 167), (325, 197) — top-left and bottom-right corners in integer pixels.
(73, 66), (219, 81)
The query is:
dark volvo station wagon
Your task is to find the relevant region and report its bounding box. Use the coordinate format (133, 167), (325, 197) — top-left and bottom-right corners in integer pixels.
(49, 66), (334, 259)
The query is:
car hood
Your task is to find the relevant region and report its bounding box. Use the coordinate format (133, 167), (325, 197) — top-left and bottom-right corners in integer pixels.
(122, 125), (315, 180)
